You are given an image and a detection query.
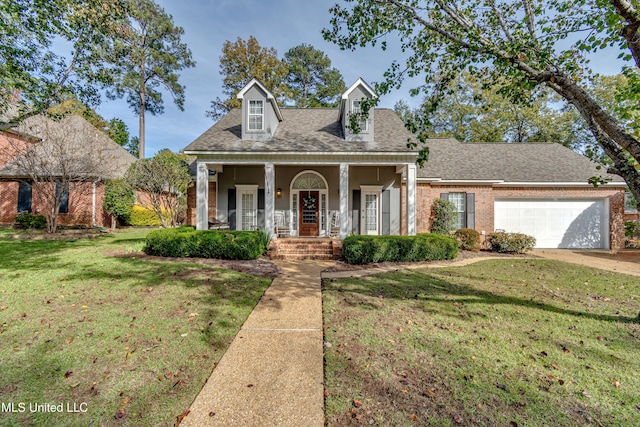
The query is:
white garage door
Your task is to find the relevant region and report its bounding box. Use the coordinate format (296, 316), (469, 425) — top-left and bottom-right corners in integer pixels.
(494, 199), (608, 249)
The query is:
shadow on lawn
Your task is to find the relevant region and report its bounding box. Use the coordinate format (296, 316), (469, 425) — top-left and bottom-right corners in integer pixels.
(0, 238), (95, 272)
(325, 269), (639, 324)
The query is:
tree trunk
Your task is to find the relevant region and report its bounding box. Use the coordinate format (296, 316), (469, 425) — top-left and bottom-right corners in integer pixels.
(139, 91), (145, 159)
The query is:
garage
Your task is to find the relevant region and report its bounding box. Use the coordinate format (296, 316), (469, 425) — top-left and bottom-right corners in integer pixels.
(494, 199), (609, 249)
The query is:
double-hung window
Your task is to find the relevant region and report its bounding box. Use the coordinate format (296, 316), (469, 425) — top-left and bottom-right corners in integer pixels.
(56, 182), (69, 214)
(351, 100), (368, 132)
(448, 192), (466, 229)
(248, 100), (264, 131)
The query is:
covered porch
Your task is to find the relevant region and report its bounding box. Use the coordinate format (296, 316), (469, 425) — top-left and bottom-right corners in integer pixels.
(194, 154), (417, 239)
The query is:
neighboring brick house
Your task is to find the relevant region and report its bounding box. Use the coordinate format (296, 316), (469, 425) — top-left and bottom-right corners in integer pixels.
(184, 77), (627, 250)
(0, 114), (137, 228)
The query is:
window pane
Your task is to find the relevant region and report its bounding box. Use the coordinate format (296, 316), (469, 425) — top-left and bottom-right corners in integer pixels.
(365, 194), (378, 231)
(241, 193), (254, 230)
(449, 192), (465, 229)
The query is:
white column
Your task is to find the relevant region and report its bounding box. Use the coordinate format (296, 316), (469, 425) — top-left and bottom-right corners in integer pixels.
(196, 161), (209, 230)
(339, 163), (349, 239)
(264, 162), (275, 239)
(406, 163), (417, 236)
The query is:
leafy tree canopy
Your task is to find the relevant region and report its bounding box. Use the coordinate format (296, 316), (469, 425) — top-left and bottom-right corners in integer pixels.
(323, 0), (640, 202)
(103, 0), (195, 158)
(0, 0), (126, 128)
(284, 44), (346, 107)
(207, 36), (288, 120)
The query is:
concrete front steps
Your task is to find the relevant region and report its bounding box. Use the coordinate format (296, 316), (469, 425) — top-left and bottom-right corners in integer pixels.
(269, 238), (342, 260)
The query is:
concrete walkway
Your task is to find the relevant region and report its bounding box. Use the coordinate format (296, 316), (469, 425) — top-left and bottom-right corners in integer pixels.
(180, 260), (332, 427)
(532, 249), (640, 277)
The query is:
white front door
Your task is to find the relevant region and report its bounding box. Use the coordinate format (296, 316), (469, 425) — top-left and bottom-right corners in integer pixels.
(361, 190), (380, 235)
(237, 188), (257, 230)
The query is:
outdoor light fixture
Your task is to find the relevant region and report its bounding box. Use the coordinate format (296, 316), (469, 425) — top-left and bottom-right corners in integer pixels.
(276, 188), (282, 198)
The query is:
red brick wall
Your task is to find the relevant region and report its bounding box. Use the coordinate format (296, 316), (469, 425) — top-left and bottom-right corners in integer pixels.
(185, 182), (216, 226)
(413, 183), (625, 249)
(0, 131), (32, 169)
(0, 180), (111, 228)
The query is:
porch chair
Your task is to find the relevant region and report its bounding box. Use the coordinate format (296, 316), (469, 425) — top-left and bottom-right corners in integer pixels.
(329, 210), (340, 237)
(274, 210), (290, 237)
(208, 218), (230, 230)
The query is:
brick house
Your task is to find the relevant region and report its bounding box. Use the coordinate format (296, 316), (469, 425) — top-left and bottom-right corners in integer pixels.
(184, 78), (626, 250)
(0, 114), (137, 228)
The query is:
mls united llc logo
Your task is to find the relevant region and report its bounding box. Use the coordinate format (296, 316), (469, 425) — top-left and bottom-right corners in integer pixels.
(1, 402), (88, 413)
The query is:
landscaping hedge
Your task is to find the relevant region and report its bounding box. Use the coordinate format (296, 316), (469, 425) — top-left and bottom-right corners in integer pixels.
(143, 227), (267, 260)
(342, 233), (458, 265)
(14, 212), (47, 229)
(487, 231), (536, 254)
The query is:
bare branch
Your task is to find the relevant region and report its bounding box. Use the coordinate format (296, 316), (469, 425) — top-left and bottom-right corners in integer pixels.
(522, 0), (538, 42)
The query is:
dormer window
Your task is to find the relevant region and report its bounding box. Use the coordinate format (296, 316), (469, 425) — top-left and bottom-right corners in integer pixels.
(352, 100), (368, 132)
(248, 100), (264, 131)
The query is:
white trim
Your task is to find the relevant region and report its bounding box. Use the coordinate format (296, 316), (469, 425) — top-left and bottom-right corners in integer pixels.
(418, 178), (627, 188)
(351, 100), (369, 132)
(290, 170), (329, 237)
(236, 77), (283, 121)
(247, 99), (264, 131)
(235, 185), (259, 231)
(341, 78), (378, 100)
(360, 185), (383, 235)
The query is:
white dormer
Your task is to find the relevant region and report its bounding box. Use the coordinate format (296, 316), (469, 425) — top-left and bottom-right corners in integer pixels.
(237, 78), (283, 141)
(339, 78), (377, 142)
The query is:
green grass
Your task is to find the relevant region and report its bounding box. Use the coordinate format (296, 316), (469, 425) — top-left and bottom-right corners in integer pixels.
(0, 228), (271, 426)
(323, 259), (640, 426)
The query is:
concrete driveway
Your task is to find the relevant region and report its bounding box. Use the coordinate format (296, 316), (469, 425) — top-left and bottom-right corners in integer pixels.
(532, 249), (640, 277)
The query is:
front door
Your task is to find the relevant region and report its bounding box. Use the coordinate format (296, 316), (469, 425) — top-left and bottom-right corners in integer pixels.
(361, 190), (380, 235)
(299, 191), (319, 236)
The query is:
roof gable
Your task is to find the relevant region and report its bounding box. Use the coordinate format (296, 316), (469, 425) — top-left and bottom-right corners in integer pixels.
(236, 78), (283, 121)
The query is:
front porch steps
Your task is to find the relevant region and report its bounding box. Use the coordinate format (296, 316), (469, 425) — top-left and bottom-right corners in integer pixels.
(268, 238), (342, 261)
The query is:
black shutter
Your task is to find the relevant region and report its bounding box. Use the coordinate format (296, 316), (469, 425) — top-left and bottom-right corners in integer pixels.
(382, 189), (391, 235)
(466, 193), (475, 230)
(257, 189), (265, 228)
(17, 181), (32, 213)
(228, 189), (236, 230)
(440, 193), (449, 201)
(56, 182), (69, 214)
(352, 190), (361, 234)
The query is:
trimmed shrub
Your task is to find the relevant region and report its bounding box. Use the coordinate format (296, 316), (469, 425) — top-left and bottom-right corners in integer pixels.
(342, 234), (458, 265)
(487, 232), (536, 254)
(128, 205), (171, 227)
(431, 199), (458, 235)
(14, 212), (47, 229)
(143, 228), (266, 260)
(455, 228), (481, 251)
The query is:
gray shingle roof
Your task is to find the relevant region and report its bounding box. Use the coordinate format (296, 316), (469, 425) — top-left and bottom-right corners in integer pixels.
(0, 114), (137, 179)
(420, 138), (624, 183)
(183, 108), (417, 153)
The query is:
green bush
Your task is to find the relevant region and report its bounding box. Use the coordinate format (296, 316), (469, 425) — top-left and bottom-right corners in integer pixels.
(103, 179), (134, 225)
(14, 212), (47, 229)
(455, 228), (481, 251)
(342, 234), (458, 264)
(143, 228), (266, 260)
(431, 199), (458, 234)
(487, 232), (536, 254)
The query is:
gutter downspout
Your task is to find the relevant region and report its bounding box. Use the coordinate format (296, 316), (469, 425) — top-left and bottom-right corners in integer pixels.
(92, 181), (97, 227)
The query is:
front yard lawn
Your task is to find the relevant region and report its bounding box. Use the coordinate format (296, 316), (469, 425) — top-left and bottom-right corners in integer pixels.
(323, 259), (640, 426)
(0, 228), (271, 426)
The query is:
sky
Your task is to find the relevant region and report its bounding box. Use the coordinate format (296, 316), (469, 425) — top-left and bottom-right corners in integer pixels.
(93, 0), (629, 158)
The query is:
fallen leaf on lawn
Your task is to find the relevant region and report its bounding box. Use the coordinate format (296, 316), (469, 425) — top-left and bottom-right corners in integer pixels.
(510, 422), (519, 427)
(65, 337), (74, 344)
(114, 408), (126, 419)
(454, 414), (463, 424)
(175, 409), (190, 425)
(597, 336), (604, 341)
(540, 351), (548, 357)
(353, 399), (363, 408)
(209, 411), (215, 417)
(165, 372), (174, 380)
(121, 396), (130, 405)
(0, 306), (7, 310)
(551, 363), (559, 370)
(497, 383), (507, 391)
(189, 312), (198, 317)
(410, 413), (420, 422)
(612, 380), (621, 388)
(181, 333), (188, 337)
(582, 390), (592, 398)
(85, 332), (93, 338)
(64, 371), (73, 378)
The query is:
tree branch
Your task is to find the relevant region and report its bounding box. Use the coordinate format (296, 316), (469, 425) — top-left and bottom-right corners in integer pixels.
(610, 0), (640, 68)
